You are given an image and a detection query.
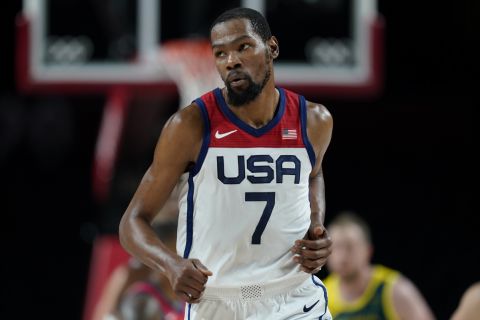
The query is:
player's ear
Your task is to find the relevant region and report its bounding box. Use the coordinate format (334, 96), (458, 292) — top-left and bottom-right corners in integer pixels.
(267, 36), (279, 60)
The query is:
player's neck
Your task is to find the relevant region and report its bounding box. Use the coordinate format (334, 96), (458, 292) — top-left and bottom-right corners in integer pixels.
(339, 266), (373, 301)
(224, 83), (279, 129)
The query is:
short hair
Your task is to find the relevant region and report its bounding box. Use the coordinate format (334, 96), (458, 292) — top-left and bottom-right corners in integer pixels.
(328, 211), (372, 244)
(210, 7), (272, 42)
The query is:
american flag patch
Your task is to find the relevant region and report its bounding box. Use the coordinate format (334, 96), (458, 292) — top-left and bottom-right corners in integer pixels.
(282, 128), (297, 140)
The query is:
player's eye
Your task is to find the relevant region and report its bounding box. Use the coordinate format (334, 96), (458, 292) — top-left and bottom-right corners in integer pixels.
(214, 51), (226, 58)
(239, 43), (251, 51)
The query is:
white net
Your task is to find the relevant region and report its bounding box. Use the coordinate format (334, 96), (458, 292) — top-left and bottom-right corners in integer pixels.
(160, 39), (223, 110)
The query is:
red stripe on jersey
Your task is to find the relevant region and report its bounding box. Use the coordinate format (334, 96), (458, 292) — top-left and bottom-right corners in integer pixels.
(199, 88), (305, 148)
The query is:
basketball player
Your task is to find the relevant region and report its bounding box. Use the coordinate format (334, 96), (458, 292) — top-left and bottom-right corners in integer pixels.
(324, 211), (435, 319)
(119, 7), (333, 319)
(117, 221), (185, 320)
(93, 220), (184, 320)
(451, 282), (480, 320)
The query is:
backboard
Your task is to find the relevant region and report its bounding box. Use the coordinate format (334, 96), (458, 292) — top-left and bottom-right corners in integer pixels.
(17, 0), (383, 97)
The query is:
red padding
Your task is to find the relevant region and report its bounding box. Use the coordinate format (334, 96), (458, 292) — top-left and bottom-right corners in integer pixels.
(83, 235), (131, 320)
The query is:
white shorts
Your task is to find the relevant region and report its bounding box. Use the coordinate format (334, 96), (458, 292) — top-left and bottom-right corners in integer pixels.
(184, 274), (331, 320)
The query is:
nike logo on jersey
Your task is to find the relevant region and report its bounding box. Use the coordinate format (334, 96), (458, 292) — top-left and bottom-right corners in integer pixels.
(215, 129), (237, 139)
(303, 300), (320, 312)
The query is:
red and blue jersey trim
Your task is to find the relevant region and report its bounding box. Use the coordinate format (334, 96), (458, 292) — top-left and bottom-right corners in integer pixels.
(197, 87), (314, 157)
(299, 95), (316, 167)
(213, 87), (286, 138)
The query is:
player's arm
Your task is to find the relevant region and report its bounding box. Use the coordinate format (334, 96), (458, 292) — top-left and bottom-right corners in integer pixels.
(91, 264), (129, 320)
(451, 282), (480, 320)
(119, 104), (212, 303)
(307, 102), (333, 227)
(292, 102), (333, 273)
(392, 276), (436, 320)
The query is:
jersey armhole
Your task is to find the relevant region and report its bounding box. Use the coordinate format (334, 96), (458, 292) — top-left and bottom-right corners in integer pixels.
(190, 98), (210, 176)
(299, 95), (316, 168)
(182, 98), (209, 259)
(382, 273), (401, 320)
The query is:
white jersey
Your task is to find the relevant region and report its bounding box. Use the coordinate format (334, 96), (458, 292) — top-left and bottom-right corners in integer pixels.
(177, 87), (317, 286)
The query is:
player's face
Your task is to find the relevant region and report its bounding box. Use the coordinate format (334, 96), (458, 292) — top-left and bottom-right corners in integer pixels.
(327, 224), (372, 280)
(211, 18), (274, 106)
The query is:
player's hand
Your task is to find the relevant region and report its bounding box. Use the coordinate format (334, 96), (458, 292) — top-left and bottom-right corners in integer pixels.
(291, 225), (332, 274)
(165, 257), (212, 303)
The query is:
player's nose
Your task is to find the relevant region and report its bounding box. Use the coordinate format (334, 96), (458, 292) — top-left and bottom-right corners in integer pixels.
(226, 52), (242, 70)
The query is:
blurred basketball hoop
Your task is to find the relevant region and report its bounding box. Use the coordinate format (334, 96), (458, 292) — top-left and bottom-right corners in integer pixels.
(17, 0), (383, 97)
(160, 39), (223, 109)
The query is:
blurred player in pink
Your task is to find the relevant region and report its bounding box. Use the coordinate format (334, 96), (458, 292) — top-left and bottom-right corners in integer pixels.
(94, 220), (184, 320)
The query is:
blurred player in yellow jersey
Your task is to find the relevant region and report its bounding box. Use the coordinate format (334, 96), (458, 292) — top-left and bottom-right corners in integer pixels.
(324, 211), (435, 320)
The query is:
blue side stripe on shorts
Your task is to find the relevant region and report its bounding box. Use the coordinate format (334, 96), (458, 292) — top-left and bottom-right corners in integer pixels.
(311, 275), (329, 320)
(187, 303), (191, 319)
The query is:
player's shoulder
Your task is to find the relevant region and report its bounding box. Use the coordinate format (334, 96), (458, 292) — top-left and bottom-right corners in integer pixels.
(159, 102), (206, 142)
(390, 271), (422, 302)
(465, 282), (480, 295)
(389, 269), (435, 319)
(451, 282), (480, 320)
(460, 282), (480, 306)
(153, 102), (205, 162)
(305, 100), (333, 126)
(303, 99), (333, 149)
(373, 264), (401, 281)
(167, 102), (204, 130)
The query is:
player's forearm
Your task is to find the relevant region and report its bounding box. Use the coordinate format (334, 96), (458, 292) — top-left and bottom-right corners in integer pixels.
(309, 172), (326, 225)
(119, 212), (179, 273)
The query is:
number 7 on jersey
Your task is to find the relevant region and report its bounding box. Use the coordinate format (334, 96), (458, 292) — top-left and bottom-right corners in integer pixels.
(245, 192), (275, 244)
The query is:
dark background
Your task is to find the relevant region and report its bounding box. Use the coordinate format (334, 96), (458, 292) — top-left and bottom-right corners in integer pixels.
(0, 1), (475, 319)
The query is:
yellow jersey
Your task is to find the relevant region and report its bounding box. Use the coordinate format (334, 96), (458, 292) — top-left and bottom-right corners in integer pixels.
(324, 265), (400, 320)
